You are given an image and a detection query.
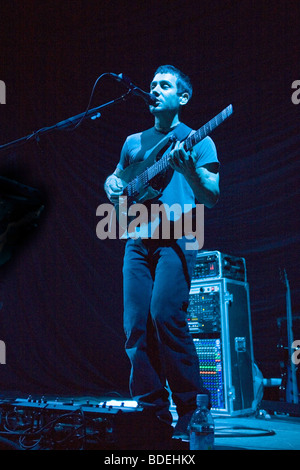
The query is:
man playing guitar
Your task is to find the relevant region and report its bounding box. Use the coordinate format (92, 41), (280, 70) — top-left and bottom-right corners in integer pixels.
(104, 65), (220, 441)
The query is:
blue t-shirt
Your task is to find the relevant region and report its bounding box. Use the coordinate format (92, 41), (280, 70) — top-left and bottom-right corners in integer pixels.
(116, 125), (219, 240)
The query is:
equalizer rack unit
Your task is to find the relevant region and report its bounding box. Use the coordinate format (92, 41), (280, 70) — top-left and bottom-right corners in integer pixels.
(186, 251), (255, 416)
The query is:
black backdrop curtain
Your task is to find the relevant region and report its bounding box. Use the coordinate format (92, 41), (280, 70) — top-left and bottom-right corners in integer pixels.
(0, 0), (299, 397)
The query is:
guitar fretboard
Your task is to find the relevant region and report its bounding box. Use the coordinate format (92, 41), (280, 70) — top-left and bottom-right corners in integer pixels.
(184, 105), (233, 152)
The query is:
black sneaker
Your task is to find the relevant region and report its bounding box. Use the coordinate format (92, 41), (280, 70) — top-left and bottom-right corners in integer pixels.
(172, 411), (194, 441)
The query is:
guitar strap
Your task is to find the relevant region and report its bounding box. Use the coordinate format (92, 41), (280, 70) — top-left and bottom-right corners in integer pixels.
(172, 122), (193, 142)
(154, 122), (193, 162)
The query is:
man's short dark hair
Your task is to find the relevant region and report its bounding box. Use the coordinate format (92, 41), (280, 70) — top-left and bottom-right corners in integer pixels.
(153, 65), (193, 99)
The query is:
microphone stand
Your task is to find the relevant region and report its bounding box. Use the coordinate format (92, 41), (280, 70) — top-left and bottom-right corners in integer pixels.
(0, 89), (133, 153)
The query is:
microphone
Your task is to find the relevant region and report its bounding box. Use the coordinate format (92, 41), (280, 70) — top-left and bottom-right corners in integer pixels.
(110, 73), (157, 106)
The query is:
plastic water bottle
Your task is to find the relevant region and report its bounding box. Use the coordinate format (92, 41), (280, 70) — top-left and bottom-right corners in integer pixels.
(189, 394), (214, 450)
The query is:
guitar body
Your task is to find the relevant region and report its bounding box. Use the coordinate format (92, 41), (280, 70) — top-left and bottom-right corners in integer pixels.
(117, 156), (162, 203)
(115, 135), (175, 229)
(115, 155), (164, 230)
(118, 158), (154, 184)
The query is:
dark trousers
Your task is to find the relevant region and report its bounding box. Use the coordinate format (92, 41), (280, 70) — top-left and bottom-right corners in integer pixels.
(123, 237), (208, 424)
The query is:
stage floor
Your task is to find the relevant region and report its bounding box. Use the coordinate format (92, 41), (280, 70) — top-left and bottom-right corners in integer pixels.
(0, 394), (299, 450)
(171, 404), (300, 451)
(212, 414), (300, 450)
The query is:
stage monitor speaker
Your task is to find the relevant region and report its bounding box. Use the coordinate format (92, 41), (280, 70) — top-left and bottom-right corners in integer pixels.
(187, 266), (255, 416)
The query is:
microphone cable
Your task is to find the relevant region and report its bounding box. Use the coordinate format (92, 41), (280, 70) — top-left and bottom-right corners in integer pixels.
(63, 72), (132, 132)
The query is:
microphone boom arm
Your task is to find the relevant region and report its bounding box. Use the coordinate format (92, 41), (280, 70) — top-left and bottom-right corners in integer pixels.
(0, 88), (134, 153)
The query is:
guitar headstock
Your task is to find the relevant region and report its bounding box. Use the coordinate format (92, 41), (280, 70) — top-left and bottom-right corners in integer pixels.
(279, 267), (289, 289)
(222, 104), (233, 119)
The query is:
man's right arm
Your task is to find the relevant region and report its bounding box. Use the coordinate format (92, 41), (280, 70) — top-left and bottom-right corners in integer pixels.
(104, 137), (130, 203)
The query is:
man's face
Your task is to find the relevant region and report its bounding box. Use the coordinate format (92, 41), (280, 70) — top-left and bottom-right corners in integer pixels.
(149, 73), (182, 114)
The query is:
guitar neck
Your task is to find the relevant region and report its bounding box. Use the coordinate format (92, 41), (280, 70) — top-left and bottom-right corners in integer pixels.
(184, 104), (233, 152)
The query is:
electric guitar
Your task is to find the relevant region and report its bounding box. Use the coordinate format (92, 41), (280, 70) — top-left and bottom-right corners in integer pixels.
(114, 105), (233, 238)
(116, 104), (233, 209)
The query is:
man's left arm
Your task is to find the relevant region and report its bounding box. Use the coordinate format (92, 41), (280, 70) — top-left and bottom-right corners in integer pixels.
(168, 141), (220, 208)
(184, 163), (219, 208)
